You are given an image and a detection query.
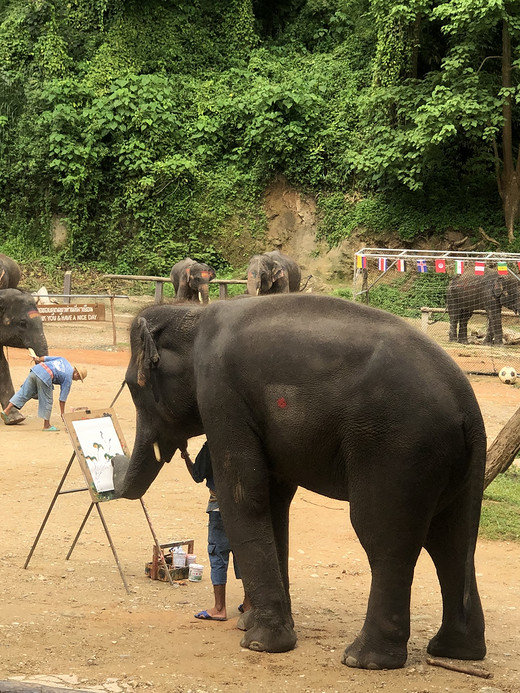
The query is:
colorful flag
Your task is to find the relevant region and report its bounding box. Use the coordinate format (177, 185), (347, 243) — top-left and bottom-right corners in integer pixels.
(435, 259), (446, 273)
(474, 261), (486, 275)
(417, 260), (428, 273)
(378, 257), (388, 272)
(397, 259), (406, 272)
(356, 255), (366, 269)
(455, 260), (464, 274)
(497, 262), (508, 275)
(517, 261), (520, 272)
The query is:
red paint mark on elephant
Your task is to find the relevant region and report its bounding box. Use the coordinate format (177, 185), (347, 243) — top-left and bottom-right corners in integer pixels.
(277, 397), (287, 409)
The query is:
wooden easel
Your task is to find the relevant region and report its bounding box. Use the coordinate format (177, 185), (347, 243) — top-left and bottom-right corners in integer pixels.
(23, 404), (177, 593)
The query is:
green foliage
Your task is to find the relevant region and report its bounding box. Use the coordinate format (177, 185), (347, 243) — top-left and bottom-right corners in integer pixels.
(481, 467), (520, 542)
(365, 273), (450, 318)
(0, 0), (519, 272)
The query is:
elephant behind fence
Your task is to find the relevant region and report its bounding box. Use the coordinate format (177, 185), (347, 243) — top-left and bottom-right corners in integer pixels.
(446, 273), (520, 345)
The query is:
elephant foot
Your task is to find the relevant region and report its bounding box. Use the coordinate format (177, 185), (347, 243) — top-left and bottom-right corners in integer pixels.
(1, 409), (25, 425)
(239, 621), (297, 653)
(237, 608), (255, 631)
(427, 629), (486, 661)
(342, 634), (407, 670)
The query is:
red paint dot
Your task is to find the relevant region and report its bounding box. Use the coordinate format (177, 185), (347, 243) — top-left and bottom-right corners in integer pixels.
(277, 397), (287, 408)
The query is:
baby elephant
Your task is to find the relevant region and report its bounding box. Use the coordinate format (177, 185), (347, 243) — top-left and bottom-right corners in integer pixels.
(170, 257), (216, 304)
(246, 250), (301, 295)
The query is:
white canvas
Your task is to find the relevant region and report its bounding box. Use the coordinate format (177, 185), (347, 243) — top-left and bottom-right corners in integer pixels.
(72, 416), (124, 492)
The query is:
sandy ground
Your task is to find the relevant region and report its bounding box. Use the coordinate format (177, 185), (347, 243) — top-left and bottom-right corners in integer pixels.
(1, 312), (520, 693)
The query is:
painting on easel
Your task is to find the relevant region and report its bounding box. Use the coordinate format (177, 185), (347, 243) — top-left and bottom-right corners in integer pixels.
(64, 408), (130, 502)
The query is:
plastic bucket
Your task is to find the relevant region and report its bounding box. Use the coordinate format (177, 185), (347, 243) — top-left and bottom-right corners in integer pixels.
(188, 563), (204, 582)
(186, 554), (197, 566)
(172, 549), (186, 568)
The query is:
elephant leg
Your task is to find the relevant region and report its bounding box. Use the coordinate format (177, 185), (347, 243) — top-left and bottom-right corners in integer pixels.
(212, 439), (297, 653)
(0, 348), (15, 409)
(448, 316), (458, 342)
(457, 313), (472, 343)
(424, 498), (485, 660)
(239, 476), (296, 635)
(343, 490), (428, 669)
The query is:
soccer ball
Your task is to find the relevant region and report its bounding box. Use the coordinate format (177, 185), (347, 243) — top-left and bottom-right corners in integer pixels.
(498, 366), (517, 385)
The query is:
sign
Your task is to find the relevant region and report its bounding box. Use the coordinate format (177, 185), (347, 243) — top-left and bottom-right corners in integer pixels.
(38, 304), (106, 323)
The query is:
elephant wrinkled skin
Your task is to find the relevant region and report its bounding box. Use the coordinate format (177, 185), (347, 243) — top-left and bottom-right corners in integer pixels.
(0, 289), (48, 412)
(112, 294), (486, 669)
(170, 258), (216, 304)
(246, 250), (301, 295)
(447, 273), (520, 344)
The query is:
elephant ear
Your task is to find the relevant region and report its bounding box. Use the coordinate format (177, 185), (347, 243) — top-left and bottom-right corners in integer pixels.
(135, 317), (160, 390)
(271, 261), (285, 283)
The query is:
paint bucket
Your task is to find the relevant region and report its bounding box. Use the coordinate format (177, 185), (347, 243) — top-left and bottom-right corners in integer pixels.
(188, 563), (204, 582)
(186, 554), (197, 566)
(171, 547), (186, 568)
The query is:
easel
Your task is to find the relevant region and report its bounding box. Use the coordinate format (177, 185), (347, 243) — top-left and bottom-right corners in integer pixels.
(24, 387), (182, 593)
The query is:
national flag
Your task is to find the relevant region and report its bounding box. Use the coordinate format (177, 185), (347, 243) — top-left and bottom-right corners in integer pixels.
(417, 260), (428, 273)
(356, 255), (366, 269)
(455, 260), (464, 274)
(497, 262), (508, 275)
(396, 259), (406, 272)
(435, 259), (446, 273)
(378, 257), (388, 272)
(474, 261), (486, 275)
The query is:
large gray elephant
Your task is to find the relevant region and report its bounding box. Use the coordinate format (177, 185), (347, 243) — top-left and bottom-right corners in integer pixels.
(447, 273), (520, 344)
(0, 253), (21, 289)
(0, 289), (49, 418)
(170, 258), (216, 304)
(246, 250), (301, 295)
(112, 295), (486, 670)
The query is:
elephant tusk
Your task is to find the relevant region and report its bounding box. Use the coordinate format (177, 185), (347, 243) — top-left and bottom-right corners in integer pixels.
(256, 288), (260, 296)
(198, 290), (203, 303)
(153, 441), (162, 463)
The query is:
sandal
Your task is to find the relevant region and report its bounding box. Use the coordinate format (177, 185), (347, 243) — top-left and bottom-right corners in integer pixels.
(43, 426), (60, 432)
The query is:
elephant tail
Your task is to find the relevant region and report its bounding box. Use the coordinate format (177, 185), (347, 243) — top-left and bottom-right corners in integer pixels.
(299, 274), (313, 292)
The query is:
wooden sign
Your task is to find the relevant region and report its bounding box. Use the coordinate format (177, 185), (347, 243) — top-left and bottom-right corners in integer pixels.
(38, 303), (106, 322)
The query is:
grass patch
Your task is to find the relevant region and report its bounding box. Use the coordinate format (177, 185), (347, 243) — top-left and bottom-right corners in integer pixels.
(480, 467), (520, 541)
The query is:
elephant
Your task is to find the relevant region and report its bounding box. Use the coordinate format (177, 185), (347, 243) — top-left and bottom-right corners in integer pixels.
(246, 250), (301, 295)
(0, 254), (21, 289)
(111, 294), (486, 670)
(0, 289), (49, 418)
(170, 258), (216, 304)
(447, 273), (520, 344)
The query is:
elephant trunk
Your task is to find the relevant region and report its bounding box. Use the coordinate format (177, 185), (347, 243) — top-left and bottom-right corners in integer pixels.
(112, 445), (166, 500)
(198, 283), (210, 305)
(247, 275), (260, 296)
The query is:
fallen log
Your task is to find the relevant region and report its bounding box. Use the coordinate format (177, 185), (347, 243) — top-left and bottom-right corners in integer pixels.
(485, 404), (520, 489)
(426, 657), (493, 679)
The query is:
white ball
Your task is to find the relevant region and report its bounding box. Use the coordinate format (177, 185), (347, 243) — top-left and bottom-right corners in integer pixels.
(499, 366), (517, 384)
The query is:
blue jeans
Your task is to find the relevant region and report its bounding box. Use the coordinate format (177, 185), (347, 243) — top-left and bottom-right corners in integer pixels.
(10, 372), (53, 421)
(207, 510), (241, 585)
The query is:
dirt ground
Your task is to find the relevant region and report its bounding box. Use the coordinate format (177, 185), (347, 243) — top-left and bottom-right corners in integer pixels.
(1, 305), (520, 693)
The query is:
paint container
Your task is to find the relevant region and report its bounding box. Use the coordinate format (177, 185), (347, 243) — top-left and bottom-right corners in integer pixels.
(188, 563), (204, 582)
(171, 546), (187, 568)
(186, 554), (197, 566)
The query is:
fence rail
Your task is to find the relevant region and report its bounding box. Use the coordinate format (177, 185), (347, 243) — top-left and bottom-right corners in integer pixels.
(103, 274), (247, 302)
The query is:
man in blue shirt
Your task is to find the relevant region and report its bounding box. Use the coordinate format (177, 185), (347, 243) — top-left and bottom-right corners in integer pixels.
(1, 355), (87, 431)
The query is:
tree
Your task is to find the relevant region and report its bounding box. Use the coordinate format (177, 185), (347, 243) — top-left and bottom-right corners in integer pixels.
(352, 0), (520, 240)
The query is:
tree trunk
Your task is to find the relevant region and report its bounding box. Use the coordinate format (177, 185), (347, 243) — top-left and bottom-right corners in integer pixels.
(500, 18), (520, 241)
(484, 404), (520, 489)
